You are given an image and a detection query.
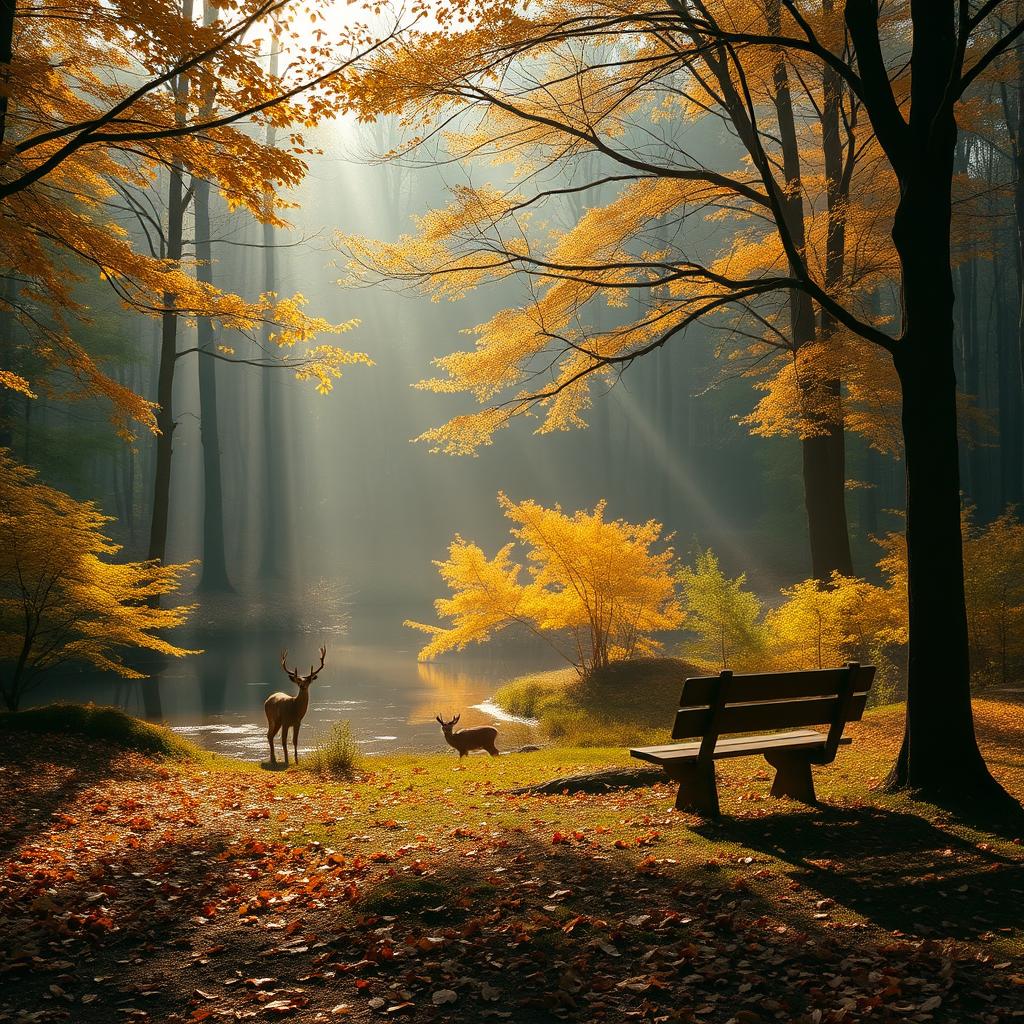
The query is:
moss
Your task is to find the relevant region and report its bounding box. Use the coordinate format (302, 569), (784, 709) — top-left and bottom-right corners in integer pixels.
(0, 702), (206, 761)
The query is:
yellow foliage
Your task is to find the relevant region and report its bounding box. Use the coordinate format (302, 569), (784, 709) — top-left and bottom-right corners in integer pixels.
(0, 452), (197, 710)
(340, 0), (917, 454)
(406, 493), (684, 676)
(963, 510), (1024, 688)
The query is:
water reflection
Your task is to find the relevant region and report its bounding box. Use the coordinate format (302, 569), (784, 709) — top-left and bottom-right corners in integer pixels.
(27, 603), (560, 759)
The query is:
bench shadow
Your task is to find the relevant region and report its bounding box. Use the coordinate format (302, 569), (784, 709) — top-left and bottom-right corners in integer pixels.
(694, 803), (1024, 940)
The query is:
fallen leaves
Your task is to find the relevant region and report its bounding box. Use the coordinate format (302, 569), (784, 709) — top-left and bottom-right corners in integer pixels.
(1, 729), (1023, 1024)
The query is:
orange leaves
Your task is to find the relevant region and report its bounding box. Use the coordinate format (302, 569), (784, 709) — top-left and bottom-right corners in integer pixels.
(1, 0), (380, 431)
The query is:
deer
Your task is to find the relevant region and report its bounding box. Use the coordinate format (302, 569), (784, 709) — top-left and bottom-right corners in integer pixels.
(435, 713), (500, 757)
(265, 646), (326, 767)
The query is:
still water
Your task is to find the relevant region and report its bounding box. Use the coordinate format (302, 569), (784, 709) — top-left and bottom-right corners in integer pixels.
(27, 601), (559, 760)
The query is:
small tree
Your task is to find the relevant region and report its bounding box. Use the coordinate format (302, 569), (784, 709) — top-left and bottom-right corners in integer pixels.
(963, 510), (1024, 689)
(677, 551), (765, 671)
(0, 453), (196, 711)
(406, 493), (684, 676)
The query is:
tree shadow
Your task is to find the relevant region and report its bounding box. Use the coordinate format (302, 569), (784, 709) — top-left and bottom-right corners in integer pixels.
(694, 803), (1024, 940)
(2, 819), (1022, 1023)
(0, 732), (159, 857)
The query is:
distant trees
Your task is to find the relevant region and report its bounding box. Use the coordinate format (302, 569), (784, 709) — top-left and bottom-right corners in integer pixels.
(407, 494), (684, 676)
(0, 0), (386, 592)
(0, 452), (195, 711)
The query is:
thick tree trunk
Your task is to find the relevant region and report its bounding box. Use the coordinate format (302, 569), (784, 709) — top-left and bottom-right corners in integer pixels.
(194, 175), (233, 591)
(882, 10), (1005, 800)
(888, 340), (997, 796)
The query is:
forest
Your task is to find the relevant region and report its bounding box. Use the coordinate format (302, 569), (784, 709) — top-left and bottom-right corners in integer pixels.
(1, 3), (1024, 1023)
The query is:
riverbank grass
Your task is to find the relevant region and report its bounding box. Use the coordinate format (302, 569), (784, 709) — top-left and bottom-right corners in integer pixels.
(492, 657), (699, 745)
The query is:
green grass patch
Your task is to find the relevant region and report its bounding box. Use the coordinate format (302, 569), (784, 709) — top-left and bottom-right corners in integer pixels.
(493, 657), (697, 745)
(0, 702), (206, 761)
(304, 720), (362, 779)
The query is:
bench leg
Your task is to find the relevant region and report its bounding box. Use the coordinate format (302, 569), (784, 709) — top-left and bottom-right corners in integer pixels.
(764, 750), (817, 804)
(667, 762), (720, 818)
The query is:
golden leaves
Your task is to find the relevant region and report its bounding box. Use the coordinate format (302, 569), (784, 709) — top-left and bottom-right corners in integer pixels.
(407, 493), (684, 675)
(0, 452), (197, 709)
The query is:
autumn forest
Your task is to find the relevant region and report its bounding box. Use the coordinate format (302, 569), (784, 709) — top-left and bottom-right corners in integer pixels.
(2, 3), (1024, 1023)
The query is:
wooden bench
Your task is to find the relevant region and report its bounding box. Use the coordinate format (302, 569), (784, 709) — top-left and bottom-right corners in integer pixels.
(630, 662), (875, 817)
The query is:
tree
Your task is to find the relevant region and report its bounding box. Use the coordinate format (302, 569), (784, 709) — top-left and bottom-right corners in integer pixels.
(348, 1), (1024, 806)
(677, 550), (765, 670)
(407, 493), (684, 676)
(341, 2), (912, 581)
(0, 0), (385, 433)
(0, 452), (196, 711)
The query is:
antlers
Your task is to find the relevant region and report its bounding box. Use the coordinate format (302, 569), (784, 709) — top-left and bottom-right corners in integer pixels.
(310, 645), (327, 679)
(435, 713), (461, 727)
(281, 646), (327, 683)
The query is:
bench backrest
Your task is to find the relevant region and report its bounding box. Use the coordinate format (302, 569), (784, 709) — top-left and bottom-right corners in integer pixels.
(673, 663), (876, 758)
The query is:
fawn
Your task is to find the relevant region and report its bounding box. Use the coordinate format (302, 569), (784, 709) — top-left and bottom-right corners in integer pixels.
(436, 713), (500, 757)
(265, 646), (326, 766)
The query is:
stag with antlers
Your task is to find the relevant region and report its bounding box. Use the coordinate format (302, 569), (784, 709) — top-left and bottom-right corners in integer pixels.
(265, 646), (326, 767)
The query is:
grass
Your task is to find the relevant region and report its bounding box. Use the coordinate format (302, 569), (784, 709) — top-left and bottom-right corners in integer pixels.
(303, 719), (362, 779)
(492, 657), (698, 745)
(0, 701), (206, 760)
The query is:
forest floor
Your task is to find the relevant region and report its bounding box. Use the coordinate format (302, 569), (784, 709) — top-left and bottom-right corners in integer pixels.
(1, 702), (1023, 1024)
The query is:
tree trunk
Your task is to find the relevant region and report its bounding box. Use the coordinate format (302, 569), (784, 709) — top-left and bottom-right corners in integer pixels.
(689, 7), (854, 580)
(770, 0), (853, 580)
(0, 0), (16, 148)
(147, 0), (194, 570)
(258, 40), (289, 580)
(1007, 44), (1024, 508)
(882, 7), (1006, 800)
(147, 162), (185, 567)
(802, 425), (852, 580)
(194, 174), (233, 591)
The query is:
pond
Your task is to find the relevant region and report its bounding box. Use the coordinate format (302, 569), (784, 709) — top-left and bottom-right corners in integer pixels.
(26, 603), (561, 760)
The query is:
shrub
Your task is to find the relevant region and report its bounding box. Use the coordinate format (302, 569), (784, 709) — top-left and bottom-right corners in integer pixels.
(305, 720), (361, 779)
(493, 658), (687, 745)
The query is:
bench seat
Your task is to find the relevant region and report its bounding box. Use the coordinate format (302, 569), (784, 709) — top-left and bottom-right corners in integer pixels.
(628, 663), (875, 817)
(631, 729), (851, 765)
